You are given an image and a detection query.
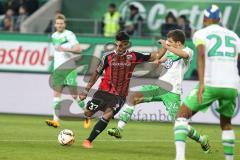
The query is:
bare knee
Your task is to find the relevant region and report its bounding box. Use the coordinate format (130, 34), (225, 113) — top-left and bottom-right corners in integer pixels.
(54, 90), (62, 97)
(220, 115), (232, 130)
(84, 110), (94, 118)
(177, 103), (195, 119)
(102, 107), (114, 121)
(128, 92), (144, 106)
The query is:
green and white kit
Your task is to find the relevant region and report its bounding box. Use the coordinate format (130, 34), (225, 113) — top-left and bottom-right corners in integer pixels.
(50, 29), (79, 87)
(184, 24), (240, 117)
(139, 47), (194, 120)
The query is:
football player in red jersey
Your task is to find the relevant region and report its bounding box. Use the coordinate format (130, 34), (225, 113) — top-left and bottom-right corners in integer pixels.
(79, 31), (166, 148)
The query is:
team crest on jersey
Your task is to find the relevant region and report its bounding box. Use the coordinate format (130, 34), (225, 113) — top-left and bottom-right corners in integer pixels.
(164, 59), (173, 69)
(210, 96), (240, 119)
(127, 55), (132, 60)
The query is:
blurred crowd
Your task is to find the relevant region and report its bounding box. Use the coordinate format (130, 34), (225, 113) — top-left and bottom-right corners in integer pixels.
(0, 1), (192, 38)
(0, 0), (39, 31)
(161, 12), (192, 39)
(101, 3), (144, 37)
(101, 3), (192, 38)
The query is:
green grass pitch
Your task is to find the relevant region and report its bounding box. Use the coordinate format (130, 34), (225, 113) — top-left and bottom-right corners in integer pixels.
(0, 114), (239, 160)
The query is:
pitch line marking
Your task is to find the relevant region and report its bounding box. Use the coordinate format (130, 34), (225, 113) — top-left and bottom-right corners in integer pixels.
(0, 139), (239, 143)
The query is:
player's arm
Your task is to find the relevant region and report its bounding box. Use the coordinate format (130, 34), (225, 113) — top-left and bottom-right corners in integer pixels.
(197, 44), (205, 104)
(64, 44), (82, 54)
(159, 39), (189, 59)
(82, 71), (100, 94)
(135, 47), (167, 64)
(56, 32), (82, 54)
(148, 47), (167, 62)
(158, 55), (167, 63)
(79, 55), (108, 100)
(193, 31), (206, 104)
(48, 42), (54, 61)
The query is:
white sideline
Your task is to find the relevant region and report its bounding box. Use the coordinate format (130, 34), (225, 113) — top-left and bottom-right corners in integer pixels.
(0, 139), (239, 143)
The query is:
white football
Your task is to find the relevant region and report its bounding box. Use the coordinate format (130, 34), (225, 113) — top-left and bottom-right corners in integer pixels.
(58, 129), (75, 146)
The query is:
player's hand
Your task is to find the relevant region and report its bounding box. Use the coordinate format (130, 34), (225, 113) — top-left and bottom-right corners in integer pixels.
(197, 84), (204, 104)
(159, 39), (169, 49)
(48, 56), (54, 61)
(153, 59), (161, 65)
(55, 46), (68, 52)
(79, 92), (88, 101)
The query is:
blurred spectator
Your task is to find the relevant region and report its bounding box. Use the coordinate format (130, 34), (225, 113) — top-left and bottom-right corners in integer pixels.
(14, 5), (28, 31)
(102, 3), (121, 37)
(7, 0), (39, 16)
(177, 15), (192, 38)
(0, 8), (15, 31)
(161, 12), (178, 37)
(5, 8), (15, 18)
(45, 10), (62, 33)
(23, 0), (39, 15)
(124, 5), (143, 36)
(7, 0), (19, 15)
(2, 17), (12, 31)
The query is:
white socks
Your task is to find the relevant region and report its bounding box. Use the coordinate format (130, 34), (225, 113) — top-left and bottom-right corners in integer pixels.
(175, 141), (186, 160)
(53, 108), (60, 121)
(222, 130), (235, 160)
(53, 97), (61, 121)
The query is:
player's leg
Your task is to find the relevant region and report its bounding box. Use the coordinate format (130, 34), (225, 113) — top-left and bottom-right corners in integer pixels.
(69, 85), (91, 129)
(119, 92), (143, 127)
(83, 107), (114, 148)
(220, 115), (235, 160)
(161, 91), (208, 148)
(67, 70), (85, 109)
(46, 86), (63, 128)
(217, 88), (237, 160)
(46, 70), (66, 128)
(66, 69), (92, 128)
(82, 91), (125, 148)
(108, 85), (160, 138)
(118, 85), (162, 129)
(174, 86), (214, 160)
(175, 104), (196, 160)
(107, 91), (143, 138)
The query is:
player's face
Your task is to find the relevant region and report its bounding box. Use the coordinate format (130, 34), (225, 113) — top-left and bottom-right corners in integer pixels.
(55, 19), (66, 32)
(167, 37), (181, 48)
(115, 41), (129, 55)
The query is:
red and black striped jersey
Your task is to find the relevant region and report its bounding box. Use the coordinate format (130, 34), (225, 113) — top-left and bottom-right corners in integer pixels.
(96, 50), (151, 97)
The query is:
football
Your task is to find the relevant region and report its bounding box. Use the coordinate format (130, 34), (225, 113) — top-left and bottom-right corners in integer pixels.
(58, 129), (75, 146)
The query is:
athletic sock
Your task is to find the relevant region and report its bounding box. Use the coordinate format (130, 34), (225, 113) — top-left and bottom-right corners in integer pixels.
(87, 117), (109, 142)
(117, 104), (134, 130)
(53, 97), (61, 121)
(222, 130), (235, 160)
(187, 125), (204, 143)
(174, 118), (189, 160)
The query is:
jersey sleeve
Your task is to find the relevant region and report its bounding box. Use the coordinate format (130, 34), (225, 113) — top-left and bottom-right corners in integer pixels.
(135, 52), (151, 63)
(192, 30), (206, 47)
(236, 36), (240, 54)
(96, 54), (109, 74)
(67, 31), (79, 46)
(49, 35), (55, 56)
(49, 44), (55, 56)
(184, 47), (194, 61)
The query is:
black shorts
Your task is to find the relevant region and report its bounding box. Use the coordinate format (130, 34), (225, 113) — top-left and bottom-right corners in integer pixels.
(86, 90), (126, 115)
